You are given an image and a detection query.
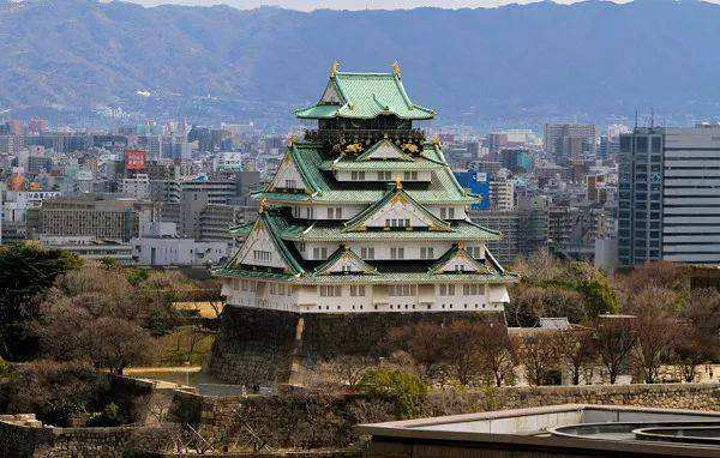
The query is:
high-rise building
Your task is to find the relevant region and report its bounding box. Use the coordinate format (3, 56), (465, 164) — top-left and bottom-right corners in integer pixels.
(544, 123), (597, 164)
(619, 125), (720, 266)
(218, 66), (514, 313)
(490, 174), (515, 211)
(468, 208), (549, 265)
(29, 196), (153, 241)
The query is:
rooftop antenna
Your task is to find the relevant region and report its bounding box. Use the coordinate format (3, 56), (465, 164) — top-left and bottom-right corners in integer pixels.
(650, 107), (655, 128)
(634, 109), (638, 130)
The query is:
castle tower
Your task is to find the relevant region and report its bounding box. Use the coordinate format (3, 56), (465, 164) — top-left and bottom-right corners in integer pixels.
(210, 64), (516, 385)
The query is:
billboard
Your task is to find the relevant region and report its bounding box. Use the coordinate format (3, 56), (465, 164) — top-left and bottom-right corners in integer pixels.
(454, 171), (490, 211)
(125, 150), (146, 170)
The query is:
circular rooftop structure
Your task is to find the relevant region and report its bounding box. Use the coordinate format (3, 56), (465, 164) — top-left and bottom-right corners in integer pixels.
(550, 421), (720, 446)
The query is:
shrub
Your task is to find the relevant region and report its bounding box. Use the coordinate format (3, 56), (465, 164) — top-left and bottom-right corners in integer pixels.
(356, 368), (428, 419)
(3, 360), (100, 426)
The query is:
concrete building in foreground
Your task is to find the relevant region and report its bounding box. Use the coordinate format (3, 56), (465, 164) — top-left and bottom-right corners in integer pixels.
(360, 404), (720, 458)
(619, 125), (720, 266)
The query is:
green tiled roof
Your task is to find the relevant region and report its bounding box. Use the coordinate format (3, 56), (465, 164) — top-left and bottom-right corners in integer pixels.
(284, 220), (501, 243)
(428, 243), (495, 275)
(235, 208), (499, 243)
(226, 212), (305, 276)
(217, 267), (517, 285)
(320, 159), (441, 171)
(313, 245), (378, 276)
(228, 221), (254, 236)
(255, 142), (479, 205)
(295, 72), (436, 121)
(343, 185), (452, 232)
(356, 139), (413, 162)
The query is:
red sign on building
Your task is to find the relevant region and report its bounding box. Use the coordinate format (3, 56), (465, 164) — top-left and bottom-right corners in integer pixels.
(125, 150), (146, 170)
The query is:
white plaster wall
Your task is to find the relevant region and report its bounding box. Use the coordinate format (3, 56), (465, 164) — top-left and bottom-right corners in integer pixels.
(335, 170), (432, 182)
(235, 225), (288, 269)
(270, 156), (306, 191)
(223, 279), (509, 314)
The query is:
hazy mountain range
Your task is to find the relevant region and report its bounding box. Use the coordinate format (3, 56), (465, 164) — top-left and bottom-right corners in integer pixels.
(2, 0), (720, 128)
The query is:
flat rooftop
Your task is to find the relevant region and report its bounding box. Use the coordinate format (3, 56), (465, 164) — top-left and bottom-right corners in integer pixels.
(359, 404), (720, 457)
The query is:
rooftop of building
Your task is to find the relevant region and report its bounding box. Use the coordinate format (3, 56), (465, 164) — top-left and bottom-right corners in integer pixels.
(359, 404), (720, 457)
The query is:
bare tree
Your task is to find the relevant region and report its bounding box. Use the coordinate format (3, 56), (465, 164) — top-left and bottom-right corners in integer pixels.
(80, 317), (156, 374)
(512, 331), (559, 386)
(553, 326), (595, 385)
(626, 286), (681, 384)
(476, 323), (515, 387)
(591, 316), (637, 385)
(387, 322), (446, 378)
(441, 321), (488, 386)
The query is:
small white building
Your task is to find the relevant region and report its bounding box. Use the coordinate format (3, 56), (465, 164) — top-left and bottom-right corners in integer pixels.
(131, 221), (232, 267)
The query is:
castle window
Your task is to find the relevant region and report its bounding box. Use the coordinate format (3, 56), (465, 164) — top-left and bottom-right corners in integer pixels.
(439, 284), (456, 296)
(313, 247), (328, 259)
(390, 247), (405, 260)
(463, 284), (481, 295)
(387, 219), (410, 228)
(403, 171), (418, 181)
(327, 207), (343, 219)
(388, 284), (416, 296)
(420, 247), (434, 259)
(285, 179), (297, 188)
(377, 171), (392, 180)
(319, 285), (342, 297)
(351, 171), (366, 180)
(350, 285), (366, 296)
(360, 247), (375, 259)
(253, 250), (271, 262)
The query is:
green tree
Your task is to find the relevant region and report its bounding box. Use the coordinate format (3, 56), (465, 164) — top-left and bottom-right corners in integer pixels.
(569, 261), (619, 319)
(0, 243), (81, 360)
(357, 368), (428, 419)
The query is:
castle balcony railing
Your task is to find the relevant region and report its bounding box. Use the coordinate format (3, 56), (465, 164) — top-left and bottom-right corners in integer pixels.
(304, 128), (426, 146)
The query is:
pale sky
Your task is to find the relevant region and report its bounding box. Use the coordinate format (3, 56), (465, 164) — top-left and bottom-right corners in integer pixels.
(125, 0), (637, 11)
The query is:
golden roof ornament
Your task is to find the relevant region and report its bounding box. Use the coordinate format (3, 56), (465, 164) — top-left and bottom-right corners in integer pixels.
(287, 134), (298, 147)
(330, 61), (341, 78)
(258, 197), (268, 213)
(345, 142), (363, 154)
(391, 61), (401, 78)
(431, 134), (442, 147)
(395, 176), (403, 190)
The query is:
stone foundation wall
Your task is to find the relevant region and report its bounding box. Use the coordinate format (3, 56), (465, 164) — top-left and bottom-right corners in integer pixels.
(422, 383), (720, 417)
(206, 306), (502, 385)
(0, 414), (153, 458)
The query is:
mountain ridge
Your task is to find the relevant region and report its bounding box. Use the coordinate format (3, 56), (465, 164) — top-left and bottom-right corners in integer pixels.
(1, 0), (719, 127)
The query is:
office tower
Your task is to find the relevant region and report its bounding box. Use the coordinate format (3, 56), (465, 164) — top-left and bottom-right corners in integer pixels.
(619, 125), (720, 266)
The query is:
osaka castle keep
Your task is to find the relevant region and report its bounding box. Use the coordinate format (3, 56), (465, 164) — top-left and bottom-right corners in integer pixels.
(217, 63), (514, 314)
